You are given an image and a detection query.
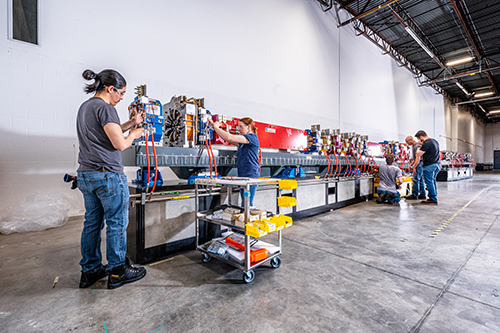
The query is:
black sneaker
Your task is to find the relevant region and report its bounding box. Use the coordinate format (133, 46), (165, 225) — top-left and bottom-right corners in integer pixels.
(418, 195), (427, 200)
(384, 195), (394, 204)
(376, 195), (385, 204)
(108, 261), (147, 289)
(405, 194), (417, 200)
(79, 265), (108, 288)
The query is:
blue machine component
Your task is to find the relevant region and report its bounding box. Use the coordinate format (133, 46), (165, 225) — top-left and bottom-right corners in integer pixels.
(275, 167), (306, 178)
(129, 95), (164, 145)
(197, 109), (213, 146)
(132, 168), (163, 187)
(188, 174), (208, 185)
(303, 129), (320, 154)
(187, 174), (221, 185)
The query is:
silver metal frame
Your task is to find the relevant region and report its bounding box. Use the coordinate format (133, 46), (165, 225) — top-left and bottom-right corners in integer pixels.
(195, 178), (283, 274)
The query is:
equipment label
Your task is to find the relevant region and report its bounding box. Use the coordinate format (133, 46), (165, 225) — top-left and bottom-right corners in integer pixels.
(265, 127), (276, 133)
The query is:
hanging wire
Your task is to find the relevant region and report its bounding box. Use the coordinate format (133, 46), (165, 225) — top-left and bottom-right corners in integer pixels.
(443, 0), (476, 63)
(461, 1), (487, 55)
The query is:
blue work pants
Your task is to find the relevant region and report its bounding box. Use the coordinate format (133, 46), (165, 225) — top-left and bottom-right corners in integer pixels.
(240, 185), (258, 208)
(77, 171), (129, 272)
(412, 162), (426, 197)
(377, 189), (401, 203)
(423, 163), (441, 202)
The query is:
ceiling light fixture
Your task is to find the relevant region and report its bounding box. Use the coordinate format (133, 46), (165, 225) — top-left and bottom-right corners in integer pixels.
(474, 92), (494, 98)
(488, 110), (500, 114)
(455, 81), (470, 96)
(403, 24), (470, 96)
(478, 105), (487, 113)
(446, 56), (474, 67)
(404, 27), (436, 60)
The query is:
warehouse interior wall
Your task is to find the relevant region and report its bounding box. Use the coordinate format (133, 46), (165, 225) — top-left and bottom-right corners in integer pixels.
(0, 0), (471, 215)
(444, 99), (486, 163)
(485, 123), (500, 164)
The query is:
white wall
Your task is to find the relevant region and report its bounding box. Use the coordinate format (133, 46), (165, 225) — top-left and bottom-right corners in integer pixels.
(316, 7), (447, 144)
(444, 99), (486, 162)
(0, 0), (463, 215)
(485, 123), (500, 164)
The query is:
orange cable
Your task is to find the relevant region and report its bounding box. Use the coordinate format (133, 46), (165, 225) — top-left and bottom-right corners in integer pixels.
(327, 152), (334, 178)
(324, 151), (331, 178)
(333, 150), (340, 178)
(352, 152), (359, 175)
(145, 130), (150, 190)
(150, 132), (158, 194)
(207, 139), (213, 177)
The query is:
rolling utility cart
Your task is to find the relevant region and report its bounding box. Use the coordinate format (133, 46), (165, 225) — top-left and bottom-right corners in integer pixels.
(195, 177), (295, 283)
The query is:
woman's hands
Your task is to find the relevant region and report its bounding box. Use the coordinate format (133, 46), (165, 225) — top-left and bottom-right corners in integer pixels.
(131, 108), (146, 126)
(207, 117), (221, 129)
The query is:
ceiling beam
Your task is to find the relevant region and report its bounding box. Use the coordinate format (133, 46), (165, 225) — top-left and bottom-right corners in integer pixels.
(389, 2), (470, 96)
(351, 19), (447, 96)
(455, 95), (500, 105)
(421, 65), (500, 85)
(338, 0), (399, 27)
(449, 0), (499, 95)
(317, 0), (333, 12)
(340, 0), (357, 6)
(329, 0), (447, 96)
(360, 0), (372, 15)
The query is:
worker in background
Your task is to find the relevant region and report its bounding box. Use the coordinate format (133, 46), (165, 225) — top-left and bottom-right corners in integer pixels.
(207, 117), (260, 207)
(414, 130), (441, 204)
(76, 69), (147, 289)
(405, 135), (426, 200)
(376, 154), (403, 205)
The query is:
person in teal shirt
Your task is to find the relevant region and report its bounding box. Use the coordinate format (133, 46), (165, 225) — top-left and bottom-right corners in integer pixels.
(208, 117), (260, 207)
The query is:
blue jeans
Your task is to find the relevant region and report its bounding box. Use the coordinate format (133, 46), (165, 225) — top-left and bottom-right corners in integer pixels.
(377, 189), (401, 203)
(77, 171), (129, 272)
(423, 163), (441, 202)
(412, 162), (426, 197)
(240, 185), (258, 207)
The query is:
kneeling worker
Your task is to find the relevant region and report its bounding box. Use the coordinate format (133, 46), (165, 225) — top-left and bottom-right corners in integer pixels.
(376, 155), (403, 204)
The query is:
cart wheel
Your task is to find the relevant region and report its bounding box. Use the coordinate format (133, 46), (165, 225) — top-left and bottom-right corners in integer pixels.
(243, 270), (255, 283)
(270, 257), (282, 268)
(201, 253), (212, 263)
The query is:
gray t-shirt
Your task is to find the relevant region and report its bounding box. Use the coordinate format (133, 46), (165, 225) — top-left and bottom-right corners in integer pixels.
(378, 164), (402, 193)
(411, 143), (420, 161)
(411, 143), (422, 164)
(77, 97), (124, 173)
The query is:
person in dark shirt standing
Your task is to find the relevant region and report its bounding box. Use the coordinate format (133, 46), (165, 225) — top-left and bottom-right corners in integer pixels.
(207, 117), (260, 207)
(76, 69), (147, 289)
(414, 130), (441, 204)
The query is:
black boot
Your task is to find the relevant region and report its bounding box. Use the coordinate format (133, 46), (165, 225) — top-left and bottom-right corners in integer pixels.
(79, 265), (108, 288)
(386, 194), (395, 204)
(108, 260), (146, 289)
(376, 194), (385, 204)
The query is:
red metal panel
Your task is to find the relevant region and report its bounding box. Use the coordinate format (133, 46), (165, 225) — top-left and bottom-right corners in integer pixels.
(211, 117), (307, 151)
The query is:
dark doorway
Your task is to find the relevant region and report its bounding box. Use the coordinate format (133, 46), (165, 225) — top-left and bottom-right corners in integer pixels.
(494, 150), (500, 170)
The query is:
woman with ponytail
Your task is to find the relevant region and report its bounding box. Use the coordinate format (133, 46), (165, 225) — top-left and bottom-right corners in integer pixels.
(207, 117), (260, 207)
(76, 69), (147, 290)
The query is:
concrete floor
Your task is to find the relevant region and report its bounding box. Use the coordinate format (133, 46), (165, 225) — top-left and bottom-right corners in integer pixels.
(1, 172), (500, 333)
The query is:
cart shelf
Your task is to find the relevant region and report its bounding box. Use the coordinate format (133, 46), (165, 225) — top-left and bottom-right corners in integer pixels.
(195, 177), (291, 283)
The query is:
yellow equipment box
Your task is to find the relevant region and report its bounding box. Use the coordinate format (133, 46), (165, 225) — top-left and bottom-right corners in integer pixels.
(373, 176), (412, 198)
